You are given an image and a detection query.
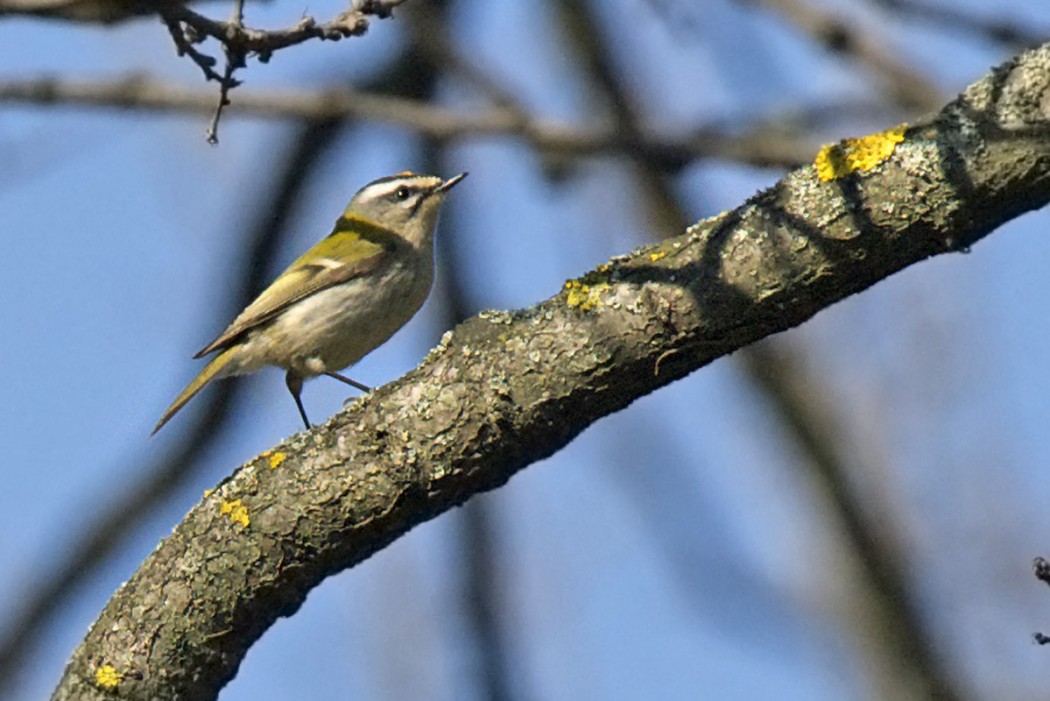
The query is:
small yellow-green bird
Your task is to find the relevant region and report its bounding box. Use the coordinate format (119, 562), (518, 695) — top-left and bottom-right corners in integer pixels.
(153, 171), (467, 434)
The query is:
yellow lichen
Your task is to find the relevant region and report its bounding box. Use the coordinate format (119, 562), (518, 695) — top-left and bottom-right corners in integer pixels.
(814, 124), (907, 182)
(220, 498), (250, 528)
(564, 279), (609, 311)
(95, 664), (123, 688)
(648, 250), (667, 262)
(267, 451), (287, 469)
(203, 488), (214, 497)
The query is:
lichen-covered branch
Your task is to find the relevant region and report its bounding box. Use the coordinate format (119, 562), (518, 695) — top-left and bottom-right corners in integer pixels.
(51, 44), (1050, 701)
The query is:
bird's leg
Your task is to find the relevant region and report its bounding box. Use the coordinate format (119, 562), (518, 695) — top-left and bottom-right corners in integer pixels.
(285, 371), (311, 429)
(324, 371), (372, 393)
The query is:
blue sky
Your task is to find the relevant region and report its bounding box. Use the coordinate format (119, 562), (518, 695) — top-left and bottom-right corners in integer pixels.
(3, 1), (1050, 699)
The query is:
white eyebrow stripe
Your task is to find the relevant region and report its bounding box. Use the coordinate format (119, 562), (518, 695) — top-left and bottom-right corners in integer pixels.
(359, 179), (417, 202)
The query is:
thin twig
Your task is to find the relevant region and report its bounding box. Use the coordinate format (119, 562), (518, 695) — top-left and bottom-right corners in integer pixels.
(204, 0), (247, 143)
(205, 57), (236, 143)
(159, 0), (396, 140)
(160, 11), (225, 84)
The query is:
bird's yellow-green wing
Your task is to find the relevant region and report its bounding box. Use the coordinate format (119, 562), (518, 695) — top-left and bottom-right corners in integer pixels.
(195, 218), (399, 358)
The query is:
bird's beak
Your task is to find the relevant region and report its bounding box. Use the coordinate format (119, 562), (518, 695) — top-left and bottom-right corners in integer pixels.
(436, 172), (468, 193)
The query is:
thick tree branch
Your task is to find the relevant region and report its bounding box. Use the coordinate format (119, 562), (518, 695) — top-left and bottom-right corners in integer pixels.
(52, 45), (1050, 700)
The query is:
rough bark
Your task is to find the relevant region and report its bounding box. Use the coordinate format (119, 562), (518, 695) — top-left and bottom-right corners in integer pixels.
(53, 43), (1050, 700)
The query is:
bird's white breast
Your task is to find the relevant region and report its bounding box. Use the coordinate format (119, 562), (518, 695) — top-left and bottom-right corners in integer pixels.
(232, 255), (433, 377)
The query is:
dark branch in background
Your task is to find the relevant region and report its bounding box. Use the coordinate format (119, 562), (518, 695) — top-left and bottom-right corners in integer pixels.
(427, 176), (517, 701)
(869, 0), (1046, 50)
(557, 0), (685, 238)
(561, 3), (966, 698)
(381, 5), (521, 694)
(430, 187), (518, 701)
(458, 499), (516, 701)
(405, 2), (529, 115)
(743, 0), (945, 112)
(49, 45), (1050, 700)
(0, 117), (345, 697)
(432, 182), (518, 701)
(0, 0), (183, 23)
(430, 164), (520, 701)
(740, 343), (969, 700)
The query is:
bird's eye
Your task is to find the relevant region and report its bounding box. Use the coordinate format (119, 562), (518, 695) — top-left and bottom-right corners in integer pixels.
(394, 186), (410, 201)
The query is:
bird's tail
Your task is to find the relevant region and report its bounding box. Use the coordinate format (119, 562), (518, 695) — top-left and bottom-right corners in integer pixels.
(152, 347), (239, 435)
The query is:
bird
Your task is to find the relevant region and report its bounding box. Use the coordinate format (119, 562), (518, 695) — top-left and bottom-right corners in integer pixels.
(152, 170), (466, 434)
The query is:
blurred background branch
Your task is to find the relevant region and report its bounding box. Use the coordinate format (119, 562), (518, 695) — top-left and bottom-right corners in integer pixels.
(742, 0), (945, 111)
(0, 75), (820, 167)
